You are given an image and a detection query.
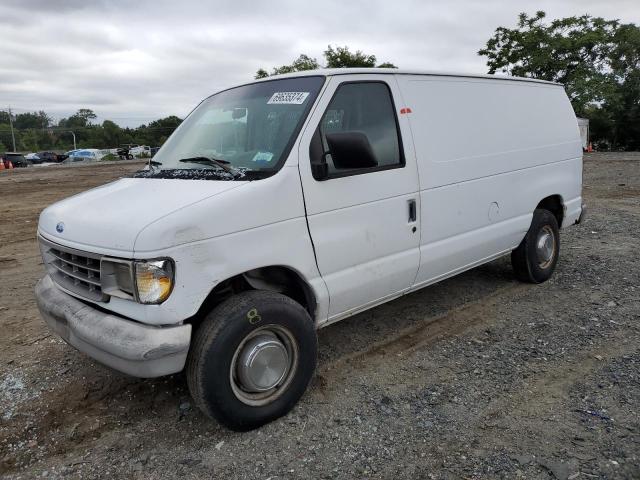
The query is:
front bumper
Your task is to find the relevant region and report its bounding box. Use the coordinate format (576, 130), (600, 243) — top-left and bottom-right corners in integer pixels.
(34, 275), (191, 378)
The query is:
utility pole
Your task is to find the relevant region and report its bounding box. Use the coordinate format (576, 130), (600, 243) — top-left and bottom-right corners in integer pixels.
(69, 131), (76, 150)
(8, 107), (16, 151)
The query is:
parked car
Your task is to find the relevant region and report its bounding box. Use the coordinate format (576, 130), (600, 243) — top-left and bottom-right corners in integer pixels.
(1, 152), (30, 168)
(34, 69), (584, 431)
(129, 145), (151, 157)
(37, 151), (64, 163)
(65, 149), (104, 162)
(116, 144), (151, 159)
(26, 151), (64, 165)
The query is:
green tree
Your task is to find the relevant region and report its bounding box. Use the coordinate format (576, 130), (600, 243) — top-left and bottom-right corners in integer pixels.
(256, 54), (321, 78)
(76, 108), (97, 125)
(20, 129), (41, 151)
(60, 108), (97, 129)
(99, 120), (120, 147)
(13, 111), (51, 130)
(255, 45), (397, 79)
(0, 109), (183, 152)
(0, 110), (56, 151)
(274, 54), (320, 75)
(134, 116), (183, 146)
(479, 11), (640, 149)
(0, 122), (13, 150)
(325, 45), (374, 68)
(603, 23), (640, 148)
(147, 115), (183, 130)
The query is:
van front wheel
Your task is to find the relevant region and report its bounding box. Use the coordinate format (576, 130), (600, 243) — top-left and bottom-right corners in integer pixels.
(511, 208), (560, 283)
(186, 290), (317, 431)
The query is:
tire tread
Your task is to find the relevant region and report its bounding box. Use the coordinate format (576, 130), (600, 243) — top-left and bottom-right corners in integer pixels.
(186, 290), (316, 430)
(511, 208), (560, 284)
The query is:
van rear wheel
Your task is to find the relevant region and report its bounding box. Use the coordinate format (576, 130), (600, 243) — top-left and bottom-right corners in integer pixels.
(511, 208), (560, 283)
(186, 290), (317, 431)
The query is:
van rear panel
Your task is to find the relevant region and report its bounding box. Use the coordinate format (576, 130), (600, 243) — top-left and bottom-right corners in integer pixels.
(396, 75), (582, 189)
(395, 74), (582, 288)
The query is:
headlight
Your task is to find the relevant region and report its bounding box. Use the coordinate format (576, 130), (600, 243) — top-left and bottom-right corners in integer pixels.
(134, 259), (174, 304)
(101, 257), (174, 304)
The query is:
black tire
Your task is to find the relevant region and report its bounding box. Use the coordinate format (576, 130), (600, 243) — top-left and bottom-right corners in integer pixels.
(127, 154), (133, 160)
(186, 290), (317, 431)
(511, 208), (560, 283)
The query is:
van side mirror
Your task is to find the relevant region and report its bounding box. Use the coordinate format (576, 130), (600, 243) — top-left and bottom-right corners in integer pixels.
(311, 162), (329, 179)
(325, 131), (378, 169)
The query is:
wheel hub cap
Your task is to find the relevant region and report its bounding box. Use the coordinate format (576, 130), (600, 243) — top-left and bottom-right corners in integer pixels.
(536, 227), (555, 267)
(236, 334), (289, 392)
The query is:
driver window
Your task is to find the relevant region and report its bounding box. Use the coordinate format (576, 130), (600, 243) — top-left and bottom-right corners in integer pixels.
(319, 82), (402, 176)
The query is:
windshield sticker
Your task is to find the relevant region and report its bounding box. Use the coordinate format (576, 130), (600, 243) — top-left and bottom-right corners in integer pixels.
(267, 92), (310, 105)
(252, 151), (274, 163)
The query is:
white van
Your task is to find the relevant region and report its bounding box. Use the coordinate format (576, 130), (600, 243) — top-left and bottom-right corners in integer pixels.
(35, 69), (584, 430)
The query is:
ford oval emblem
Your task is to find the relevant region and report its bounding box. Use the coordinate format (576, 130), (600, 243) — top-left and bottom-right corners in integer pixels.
(56, 222), (65, 233)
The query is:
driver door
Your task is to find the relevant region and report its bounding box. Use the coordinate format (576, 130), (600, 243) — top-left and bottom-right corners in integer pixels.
(298, 75), (421, 322)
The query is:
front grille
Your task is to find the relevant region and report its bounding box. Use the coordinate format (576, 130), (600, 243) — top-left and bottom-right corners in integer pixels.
(39, 237), (107, 302)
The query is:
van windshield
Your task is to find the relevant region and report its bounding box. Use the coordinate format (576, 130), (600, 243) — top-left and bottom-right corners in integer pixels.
(139, 76), (325, 180)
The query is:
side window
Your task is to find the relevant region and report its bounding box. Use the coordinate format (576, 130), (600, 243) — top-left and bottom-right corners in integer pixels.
(313, 82), (403, 178)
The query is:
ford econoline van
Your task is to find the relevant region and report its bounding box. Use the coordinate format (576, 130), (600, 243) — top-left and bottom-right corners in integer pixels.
(35, 69), (584, 430)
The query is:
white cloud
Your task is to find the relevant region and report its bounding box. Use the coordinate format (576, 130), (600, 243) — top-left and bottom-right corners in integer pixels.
(1, 0), (638, 126)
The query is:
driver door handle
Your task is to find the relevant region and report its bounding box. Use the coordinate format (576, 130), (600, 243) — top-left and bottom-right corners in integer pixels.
(408, 199), (417, 223)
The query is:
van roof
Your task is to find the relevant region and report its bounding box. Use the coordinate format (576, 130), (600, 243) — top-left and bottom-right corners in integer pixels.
(253, 68), (560, 86)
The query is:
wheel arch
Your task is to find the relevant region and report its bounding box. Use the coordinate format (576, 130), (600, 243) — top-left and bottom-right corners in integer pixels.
(535, 194), (565, 228)
(188, 265), (318, 328)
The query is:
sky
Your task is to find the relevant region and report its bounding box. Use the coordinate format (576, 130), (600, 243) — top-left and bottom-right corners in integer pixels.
(1, 0), (638, 127)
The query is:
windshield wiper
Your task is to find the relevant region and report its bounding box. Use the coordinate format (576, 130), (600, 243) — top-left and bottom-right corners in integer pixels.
(178, 156), (240, 176)
(147, 159), (162, 170)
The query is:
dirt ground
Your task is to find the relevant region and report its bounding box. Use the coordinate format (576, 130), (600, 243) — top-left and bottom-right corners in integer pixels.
(0, 154), (638, 480)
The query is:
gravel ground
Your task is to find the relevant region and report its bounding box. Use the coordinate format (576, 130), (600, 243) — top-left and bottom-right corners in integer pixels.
(0, 153), (638, 479)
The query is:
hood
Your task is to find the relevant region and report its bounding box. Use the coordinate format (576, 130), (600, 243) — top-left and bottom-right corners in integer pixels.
(39, 178), (246, 253)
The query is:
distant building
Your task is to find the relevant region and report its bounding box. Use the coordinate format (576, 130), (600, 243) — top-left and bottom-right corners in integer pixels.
(577, 117), (589, 151)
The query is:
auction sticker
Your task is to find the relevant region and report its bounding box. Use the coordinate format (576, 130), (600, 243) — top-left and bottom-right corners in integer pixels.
(267, 92), (310, 104)
(252, 151), (274, 163)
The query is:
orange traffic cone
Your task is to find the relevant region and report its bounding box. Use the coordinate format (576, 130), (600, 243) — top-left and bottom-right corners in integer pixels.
(0, 161), (5, 171)
(8, 161), (13, 169)
(587, 142), (593, 153)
